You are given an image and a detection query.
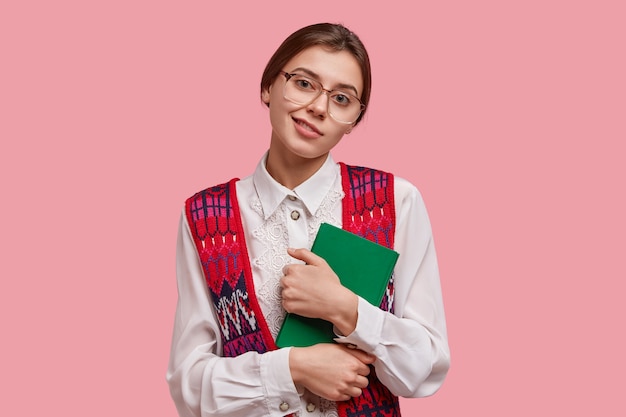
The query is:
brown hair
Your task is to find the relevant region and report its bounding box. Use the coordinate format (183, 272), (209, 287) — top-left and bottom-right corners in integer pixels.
(260, 23), (372, 125)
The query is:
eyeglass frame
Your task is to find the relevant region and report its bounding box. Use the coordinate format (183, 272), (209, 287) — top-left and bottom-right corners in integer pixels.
(280, 71), (366, 124)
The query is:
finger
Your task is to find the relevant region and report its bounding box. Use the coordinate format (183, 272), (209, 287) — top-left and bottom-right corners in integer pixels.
(355, 374), (370, 389)
(287, 247), (326, 266)
(343, 346), (376, 365)
(356, 363), (371, 377)
(348, 387), (363, 398)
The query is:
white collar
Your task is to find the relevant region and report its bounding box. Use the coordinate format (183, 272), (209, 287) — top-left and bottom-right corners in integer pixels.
(252, 152), (339, 220)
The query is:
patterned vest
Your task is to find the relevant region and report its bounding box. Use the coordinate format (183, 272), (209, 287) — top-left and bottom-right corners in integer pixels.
(185, 163), (401, 417)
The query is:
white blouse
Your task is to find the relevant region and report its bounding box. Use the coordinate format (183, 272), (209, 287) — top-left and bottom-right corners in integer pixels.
(167, 153), (450, 417)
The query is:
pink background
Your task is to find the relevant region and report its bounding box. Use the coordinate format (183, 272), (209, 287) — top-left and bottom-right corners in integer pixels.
(2, 1), (625, 415)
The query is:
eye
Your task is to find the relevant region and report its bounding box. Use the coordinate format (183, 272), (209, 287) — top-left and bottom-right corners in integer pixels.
(296, 79), (311, 89)
(293, 76), (317, 91)
(331, 92), (353, 107)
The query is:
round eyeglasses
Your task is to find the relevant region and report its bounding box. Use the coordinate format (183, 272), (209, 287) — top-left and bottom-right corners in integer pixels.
(281, 71), (365, 124)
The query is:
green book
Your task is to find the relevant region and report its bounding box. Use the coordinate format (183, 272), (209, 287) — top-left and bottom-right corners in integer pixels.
(275, 222), (399, 348)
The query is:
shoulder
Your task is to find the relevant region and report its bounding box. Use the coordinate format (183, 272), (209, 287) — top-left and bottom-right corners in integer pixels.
(184, 178), (242, 206)
(339, 162), (424, 204)
(338, 163), (394, 189)
(393, 175), (425, 207)
(392, 175), (433, 236)
(339, 163), (392, 177)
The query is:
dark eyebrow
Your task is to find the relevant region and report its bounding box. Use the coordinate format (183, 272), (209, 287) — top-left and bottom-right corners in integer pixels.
(289, 67), (360, 97)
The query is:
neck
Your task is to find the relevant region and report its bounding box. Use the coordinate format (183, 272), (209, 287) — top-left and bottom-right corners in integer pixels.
(266, 150), (328, 190)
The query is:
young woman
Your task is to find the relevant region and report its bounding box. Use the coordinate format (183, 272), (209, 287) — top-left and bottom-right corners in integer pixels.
(167, 23), (450, 417)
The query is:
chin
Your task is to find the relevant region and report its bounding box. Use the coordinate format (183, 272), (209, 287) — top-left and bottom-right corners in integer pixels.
(290, 149), (328, 161)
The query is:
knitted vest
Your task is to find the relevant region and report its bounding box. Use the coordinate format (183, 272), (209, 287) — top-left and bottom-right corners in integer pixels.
(185, 163), (401, 417)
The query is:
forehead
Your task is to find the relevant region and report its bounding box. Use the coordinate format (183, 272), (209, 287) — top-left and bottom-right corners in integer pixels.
(283, 45), (364, 95)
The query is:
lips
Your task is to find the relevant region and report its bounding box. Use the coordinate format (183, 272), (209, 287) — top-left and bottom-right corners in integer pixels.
(292, 117), (322, 136)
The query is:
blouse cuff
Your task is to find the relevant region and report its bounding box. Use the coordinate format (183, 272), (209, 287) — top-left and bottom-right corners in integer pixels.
(334, 297), (384, 353)
(259, 347), (302, 415)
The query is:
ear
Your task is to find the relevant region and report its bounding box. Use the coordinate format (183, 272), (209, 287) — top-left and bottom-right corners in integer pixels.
(261, 87), (271, 105)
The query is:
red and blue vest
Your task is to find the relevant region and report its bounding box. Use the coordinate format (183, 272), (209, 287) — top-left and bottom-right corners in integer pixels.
(185, 163), (401, 417)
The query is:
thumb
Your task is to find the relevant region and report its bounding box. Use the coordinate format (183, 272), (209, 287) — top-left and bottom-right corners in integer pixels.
(287, 247), (325, 266)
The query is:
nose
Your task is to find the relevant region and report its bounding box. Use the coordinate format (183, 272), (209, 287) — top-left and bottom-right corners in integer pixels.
(306, 90), (330, 119)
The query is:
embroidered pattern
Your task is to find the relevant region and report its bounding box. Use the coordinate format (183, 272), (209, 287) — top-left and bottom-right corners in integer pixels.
(307, 185), (344, 247)
(252, 197), (291, 339)
(341, 382), (401, 417)
(185, 180), (275, 355)
(338, 163), (400, 417)
(342, 164), (395, 247)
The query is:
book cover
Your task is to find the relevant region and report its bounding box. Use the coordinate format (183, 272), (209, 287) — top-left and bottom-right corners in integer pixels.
(275, 222), (399, 348)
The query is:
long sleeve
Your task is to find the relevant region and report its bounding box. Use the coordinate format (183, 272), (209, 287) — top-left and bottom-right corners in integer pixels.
(166, 212), (301, 417)
(335, 177), (450, 397)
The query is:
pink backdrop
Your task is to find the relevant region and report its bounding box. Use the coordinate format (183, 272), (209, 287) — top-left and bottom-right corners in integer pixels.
(2, 1), (625, 415)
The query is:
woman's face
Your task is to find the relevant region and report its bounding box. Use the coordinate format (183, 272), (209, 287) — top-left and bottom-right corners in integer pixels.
(262, 45), (364, 166)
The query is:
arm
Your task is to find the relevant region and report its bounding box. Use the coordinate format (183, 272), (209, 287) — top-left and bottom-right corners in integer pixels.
(166, 211), (301, 417)
(335, 178), (450, 397)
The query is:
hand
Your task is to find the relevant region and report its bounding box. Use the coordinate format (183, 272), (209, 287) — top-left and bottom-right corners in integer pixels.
(281, 248), (358, 335)
(289, 343), (375, 401)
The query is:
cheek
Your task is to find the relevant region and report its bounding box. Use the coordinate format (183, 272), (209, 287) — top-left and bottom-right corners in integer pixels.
(269, 94), (302, 118)
(268, 82), (287, 106)
(336, 125), (353, 138)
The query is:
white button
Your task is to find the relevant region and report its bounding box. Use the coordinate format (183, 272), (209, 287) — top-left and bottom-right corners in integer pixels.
(290, 210), (300, 220)
(288, 195), (297, 201)
(279, 402), (289, 412)
(306, 402), (316, 412)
